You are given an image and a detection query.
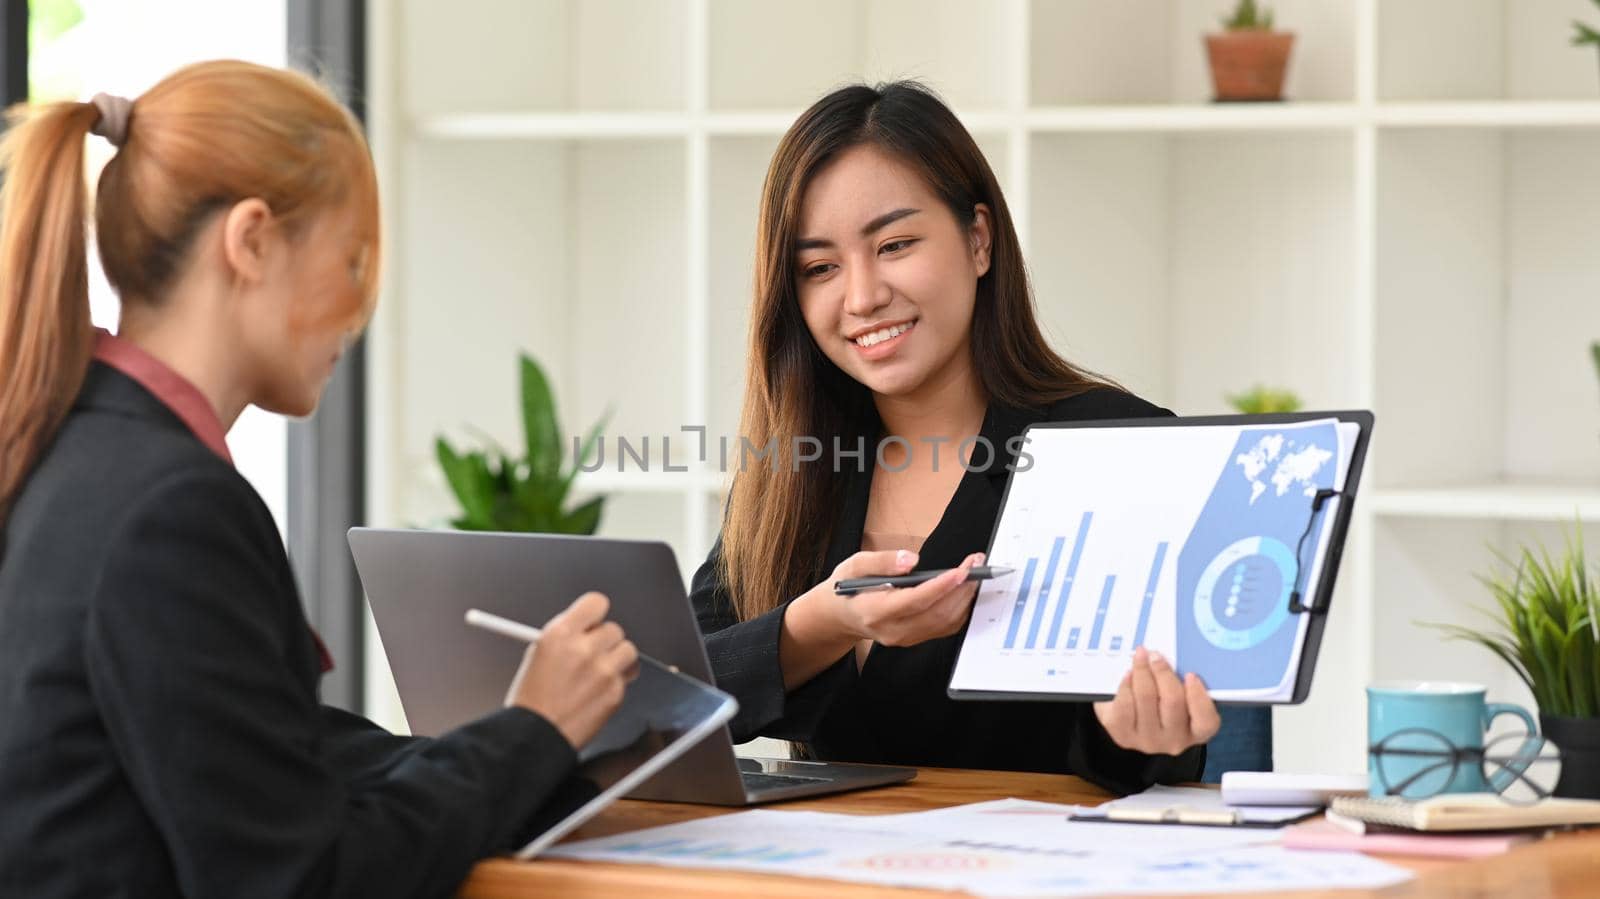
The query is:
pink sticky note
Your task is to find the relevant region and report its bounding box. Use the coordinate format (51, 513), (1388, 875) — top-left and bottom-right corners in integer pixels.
(1283, 819), (1532, 859)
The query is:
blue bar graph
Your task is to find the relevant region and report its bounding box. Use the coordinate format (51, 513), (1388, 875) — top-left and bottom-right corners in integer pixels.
(1132, 542), (1170, 649)
(1024, 537), (1067, 649)
(1046, 511), (1094, 649)
(1088, 575), (1116, 650)
(1110, 636), (1123, 651)
(1067, 627), (1081, 649)
(1002, 557), (1040, 650)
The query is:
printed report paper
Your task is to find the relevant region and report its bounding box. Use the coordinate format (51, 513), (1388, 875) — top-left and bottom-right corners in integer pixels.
(950, 418), (1358, 702)
(547, 799), (1410, 897)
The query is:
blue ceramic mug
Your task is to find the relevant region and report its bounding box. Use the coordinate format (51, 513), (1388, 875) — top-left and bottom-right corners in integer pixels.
(1366, 681), (1538, 798)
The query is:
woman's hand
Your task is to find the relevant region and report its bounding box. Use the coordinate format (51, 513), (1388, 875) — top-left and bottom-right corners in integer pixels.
(778, 550), (984, 688)
(505, 591), (639, 750)
(1093, 647), (1221, 756)
(828, 550), (985, 647)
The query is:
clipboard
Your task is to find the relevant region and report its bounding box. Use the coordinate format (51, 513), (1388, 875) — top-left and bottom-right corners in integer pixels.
(947, 410), (1373, 706)
(1068, 805), (1322, 829)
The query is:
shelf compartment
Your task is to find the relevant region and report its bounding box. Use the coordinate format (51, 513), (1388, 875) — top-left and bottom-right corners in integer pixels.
(706, 137), (774, 449)
(708, 0), (1012, 111)
(1373, 128), (1600, 489)
(1028, 131), (1358, 414)
(1369, 516), (1553, 713)
(589, 490), (697, 583)
(1030, 0), (1356, 106)
(401, 0), (687, 116)
(1378, 0), (1600, 102)
(395, 138), (689, 527)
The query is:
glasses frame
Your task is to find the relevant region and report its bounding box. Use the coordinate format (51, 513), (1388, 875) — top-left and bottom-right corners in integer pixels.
(1368, 726), (1559, 804)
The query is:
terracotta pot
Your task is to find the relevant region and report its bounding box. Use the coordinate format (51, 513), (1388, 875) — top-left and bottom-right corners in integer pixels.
(1205, 30), (1295, 102)
(1541, 713), (1600, 800)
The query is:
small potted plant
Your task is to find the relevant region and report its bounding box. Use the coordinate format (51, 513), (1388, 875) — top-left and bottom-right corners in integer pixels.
(1205, 0), (1295, 102)
(434, 351), (609, 534)
(1226, 384), (1302, 414)
(1427, 524), (1600, 799)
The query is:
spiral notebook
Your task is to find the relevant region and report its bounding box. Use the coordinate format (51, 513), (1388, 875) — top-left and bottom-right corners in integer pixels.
(1328, 794), (1600, 832)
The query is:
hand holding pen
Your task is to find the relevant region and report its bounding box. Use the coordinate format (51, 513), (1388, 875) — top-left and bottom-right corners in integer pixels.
(468, 594), (638, 750)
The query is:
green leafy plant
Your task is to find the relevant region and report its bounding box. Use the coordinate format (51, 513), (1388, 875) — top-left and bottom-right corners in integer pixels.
(434, 352), (608, 534)
(1225, 385), (1302, 414)
(1574, 1), (1600, 52)
(1221, 0), (1275, 31)
(1424, 524), (1600, 719)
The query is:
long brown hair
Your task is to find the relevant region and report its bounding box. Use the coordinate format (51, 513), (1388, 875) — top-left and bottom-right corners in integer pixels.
(718, 81), (1110, 621)
(0, 60), (379, 522)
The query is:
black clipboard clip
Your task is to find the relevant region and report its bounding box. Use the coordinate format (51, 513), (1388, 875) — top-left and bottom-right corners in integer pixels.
(1287, 487), (1342, 615)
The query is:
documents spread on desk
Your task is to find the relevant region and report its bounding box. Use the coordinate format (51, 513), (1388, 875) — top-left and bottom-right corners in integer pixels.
(950, 416), (1361, 703)
(547, 798), (1412, 897)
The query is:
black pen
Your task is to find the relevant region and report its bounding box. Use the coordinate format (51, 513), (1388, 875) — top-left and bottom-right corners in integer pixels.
(834, 566), (1015, 596)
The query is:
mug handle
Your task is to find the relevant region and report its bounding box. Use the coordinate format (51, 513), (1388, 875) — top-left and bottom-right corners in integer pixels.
(1482, 702), (1538, 737)
(1481, 703), (1540, 794)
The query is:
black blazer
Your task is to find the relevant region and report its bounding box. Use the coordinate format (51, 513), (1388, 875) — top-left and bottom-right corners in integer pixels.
(0, 363), (577, 899)
(690, 388), (1204, 795)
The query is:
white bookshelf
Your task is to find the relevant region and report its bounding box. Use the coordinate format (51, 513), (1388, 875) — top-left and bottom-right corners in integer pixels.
(364, 0), (1600, 769)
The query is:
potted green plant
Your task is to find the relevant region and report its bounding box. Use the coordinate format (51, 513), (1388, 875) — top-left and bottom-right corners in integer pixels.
(1205, 0), (1295, 102)
(1573, 3), (1600, 88)
(1225, 384), (1302, 414)
(1427, 524), (1600, 799)
(434, 351), (609, 534)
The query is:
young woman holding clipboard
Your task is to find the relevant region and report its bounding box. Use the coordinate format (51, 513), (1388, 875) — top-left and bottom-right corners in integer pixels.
(691, 82), (1220, 792)
(0, 62), (636, 897)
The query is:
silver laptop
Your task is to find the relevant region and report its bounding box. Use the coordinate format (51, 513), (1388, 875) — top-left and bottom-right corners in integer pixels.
(349, 527), (916, 805)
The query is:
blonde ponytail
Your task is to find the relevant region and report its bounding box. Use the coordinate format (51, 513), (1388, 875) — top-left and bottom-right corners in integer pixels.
(0, 101), (100, 522)
(0, 61), (378, 525)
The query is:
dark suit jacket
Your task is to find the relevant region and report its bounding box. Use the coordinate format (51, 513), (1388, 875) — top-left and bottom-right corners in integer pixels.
(690, 388), (1204, 795)
(0, 363), (577, 899)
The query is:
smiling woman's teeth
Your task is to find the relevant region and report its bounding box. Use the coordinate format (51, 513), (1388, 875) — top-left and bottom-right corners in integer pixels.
(854, 321), (913, 347)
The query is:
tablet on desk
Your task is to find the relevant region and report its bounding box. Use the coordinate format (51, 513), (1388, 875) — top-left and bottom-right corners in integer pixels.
(949, 411), (1372, 705)
(511, 653), (737, 859)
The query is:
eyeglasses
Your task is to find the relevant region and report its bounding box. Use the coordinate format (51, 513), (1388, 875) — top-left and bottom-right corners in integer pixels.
(1369, 727), (1563, 804)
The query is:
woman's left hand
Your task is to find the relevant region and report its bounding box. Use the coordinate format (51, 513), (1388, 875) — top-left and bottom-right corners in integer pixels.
(1093, 647), (1221, 756)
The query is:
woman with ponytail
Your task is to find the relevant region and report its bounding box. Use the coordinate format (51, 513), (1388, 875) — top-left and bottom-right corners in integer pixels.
(0, 62), (636, 898)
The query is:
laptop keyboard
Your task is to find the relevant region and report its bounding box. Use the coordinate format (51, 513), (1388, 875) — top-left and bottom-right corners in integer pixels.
(741, 772), (828, 791)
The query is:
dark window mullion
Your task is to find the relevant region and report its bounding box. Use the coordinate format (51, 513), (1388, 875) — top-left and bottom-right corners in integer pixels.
(2, 0), (28, 107)
(286, 0), (367, 713)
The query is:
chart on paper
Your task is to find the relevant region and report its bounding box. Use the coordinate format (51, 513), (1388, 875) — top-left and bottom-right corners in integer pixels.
(996, 515), (1169, 656)
(950, 419), (1357, 701)
(957, 495), (1187, 694)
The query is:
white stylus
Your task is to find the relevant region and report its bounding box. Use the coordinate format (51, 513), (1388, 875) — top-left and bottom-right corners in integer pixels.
(465, 607), (678, 674)
(465, 608), (543, 644)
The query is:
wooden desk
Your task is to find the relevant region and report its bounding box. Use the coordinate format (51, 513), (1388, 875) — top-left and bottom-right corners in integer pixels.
(459, 767), (1600, 898)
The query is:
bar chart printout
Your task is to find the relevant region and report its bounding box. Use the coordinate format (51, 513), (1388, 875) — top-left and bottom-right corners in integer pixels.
(950, 417), (1358, 701)
(964, 499), (1178, 694)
